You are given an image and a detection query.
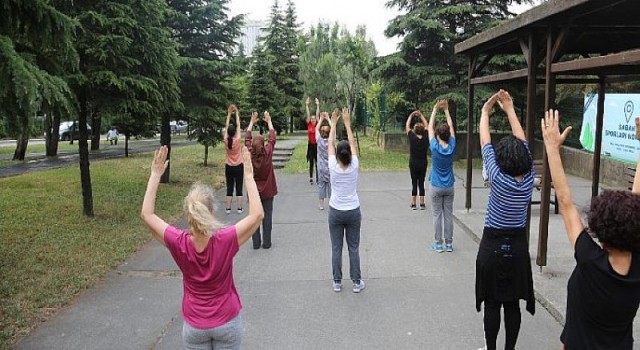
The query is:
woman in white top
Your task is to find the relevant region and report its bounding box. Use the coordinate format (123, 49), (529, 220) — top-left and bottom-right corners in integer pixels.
(327, 107), (365, 294)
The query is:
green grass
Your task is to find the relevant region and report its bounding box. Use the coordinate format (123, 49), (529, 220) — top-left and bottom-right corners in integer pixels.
(283, 134), (410, 174)
(0, 144), (226, 348)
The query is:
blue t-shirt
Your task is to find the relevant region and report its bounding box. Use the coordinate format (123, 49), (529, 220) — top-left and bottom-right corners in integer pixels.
(482, 143), (535, 228)
(429, 137), (456, 188)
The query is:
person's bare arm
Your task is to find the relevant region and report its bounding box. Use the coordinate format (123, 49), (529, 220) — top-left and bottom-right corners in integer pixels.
(264, 111), (276, 146)
(328, 109), (340, 157)
(225, 104), (233, 129)
(305, 96), (311, 123)
(498, 90), (526, 141)
(315, 98), (320, 119)
(541, 109), (582, 248)
(428, 101), (441, 141)
(316, 112), (324, 136)
(405, 111), (414, 134)
(342, 107), (357, 157)
(245, 112), (258, 148)
(443, 100), (455, 138)
(234, 104), (241, 137)
(140, 146), (170, 245)
(235, 147), (264, 245)
(480, 92), (500, 148)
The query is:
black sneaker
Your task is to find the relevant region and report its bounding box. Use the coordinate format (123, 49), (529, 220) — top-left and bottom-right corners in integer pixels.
(410, 204), (417, 210)
(262, 242), (271, 249)
(420, 203), (426, 210)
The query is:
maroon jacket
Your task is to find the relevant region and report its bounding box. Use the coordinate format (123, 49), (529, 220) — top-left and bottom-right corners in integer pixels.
(245, 129), (278, 199)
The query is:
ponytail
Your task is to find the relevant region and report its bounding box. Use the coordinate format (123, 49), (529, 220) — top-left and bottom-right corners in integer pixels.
(183, 183), (223, 236)
(336, 140), (352, 166)
(227, 124), (237, 150)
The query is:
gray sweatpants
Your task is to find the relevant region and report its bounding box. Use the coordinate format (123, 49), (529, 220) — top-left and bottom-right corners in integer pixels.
(430, 186), (454, 244)
(182, 313), (243, 350)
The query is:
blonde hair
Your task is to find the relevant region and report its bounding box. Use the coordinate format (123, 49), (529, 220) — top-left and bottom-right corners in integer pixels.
(183, 183), (223, 236)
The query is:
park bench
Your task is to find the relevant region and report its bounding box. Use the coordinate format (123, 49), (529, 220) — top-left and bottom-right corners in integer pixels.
(531, 159), (559, 214)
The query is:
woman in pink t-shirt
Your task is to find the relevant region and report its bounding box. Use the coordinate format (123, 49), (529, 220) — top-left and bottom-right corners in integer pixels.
(224, 104), (244, 214)
(141, 146), (264, 349)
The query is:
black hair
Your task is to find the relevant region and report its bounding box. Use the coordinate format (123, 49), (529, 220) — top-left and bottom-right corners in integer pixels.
(436, 123), (450, 142)
(587, 190), (640, 252)
(494, 135), (532, 177)
(336, 140), (352, 166)
(227, 124), (236, 150)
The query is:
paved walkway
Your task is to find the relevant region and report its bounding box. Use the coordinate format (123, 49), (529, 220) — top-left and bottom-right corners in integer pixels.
(13, 141), (639, 349)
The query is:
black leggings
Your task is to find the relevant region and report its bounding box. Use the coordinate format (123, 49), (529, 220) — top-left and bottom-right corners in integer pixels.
(225, 164), (243, 197)
(409, 162), (427, 196)
(483, 299), (521, 350)
(307, 143), (317, 180)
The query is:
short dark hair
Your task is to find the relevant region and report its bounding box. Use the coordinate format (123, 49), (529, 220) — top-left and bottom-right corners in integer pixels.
(336, 140), (352, 165)
(494, 135), (532, 177)
(587, 190), (640, 252)
(413, 123), (425, 136)
(436, 123), (450, 143)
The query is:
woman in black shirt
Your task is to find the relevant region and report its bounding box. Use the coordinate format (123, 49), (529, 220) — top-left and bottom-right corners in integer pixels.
(541, 110), (640, 350)
(405, 110), (429, 210)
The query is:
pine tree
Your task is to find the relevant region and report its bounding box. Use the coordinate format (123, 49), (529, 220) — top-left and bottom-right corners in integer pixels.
(0, 0), (77, 160)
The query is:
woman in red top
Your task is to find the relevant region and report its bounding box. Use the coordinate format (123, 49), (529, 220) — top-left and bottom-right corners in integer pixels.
(246, 111), (278, 249)
(141, 146), (264, 349)
(305, 96), (319, 184)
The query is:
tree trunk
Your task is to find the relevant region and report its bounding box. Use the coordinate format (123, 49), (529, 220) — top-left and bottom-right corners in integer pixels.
(78, 92), (94, 217)
(45, 113), (60, 156)
(204, 145), (209, 166)
(12, 126), (29, 160)
(125, 133), (130, 157)
(160, 113), (171, 183)
(91, 110), (101, 150)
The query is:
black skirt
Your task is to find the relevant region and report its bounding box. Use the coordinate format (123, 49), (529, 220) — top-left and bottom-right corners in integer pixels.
(475, 227), (535, 315)
(306, 143), (317, 162)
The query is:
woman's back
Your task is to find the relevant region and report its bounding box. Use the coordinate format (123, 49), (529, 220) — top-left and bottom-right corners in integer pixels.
(429, 137), (456, 188)
(329, 155), (359, 210)
(562, 231), (640, 349)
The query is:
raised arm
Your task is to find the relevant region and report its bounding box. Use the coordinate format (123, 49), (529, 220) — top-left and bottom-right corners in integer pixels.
(541, 109), (582, 248)
(235, 147), (265, 245)
(480, 92), (500, 148)
(225, 104), (233, 129)
(498, 90), (526, 141)
(428, 101), (441, 141)
(264, 111), (275, 146)
(315, 98), (320, 119)
(328, 108), (340, 157)
(316, 112), (324, 136)
(443, 100), (455, 138)
(405, 111), (415, 134)
(140, 146), (170, 245)
(305, 96), (311, 123)
(342, 107), (357, 157)
(234, 105), (241, 135)
(245, 112), (258, 148)
(633, 117), (640, 194)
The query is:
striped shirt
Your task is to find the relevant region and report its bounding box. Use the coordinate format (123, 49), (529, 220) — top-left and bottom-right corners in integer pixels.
(482, 143), (535, 229)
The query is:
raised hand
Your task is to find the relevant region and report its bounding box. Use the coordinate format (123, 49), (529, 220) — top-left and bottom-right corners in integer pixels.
(315, 98), (319, 106)
(331, 108), (341, 124)
(482, 91), (501, 114)
(263, 111), (271, 123)
(242, 146), (253, 177)
(497, 90), (514, 113)
(306, 96), (310, 105)
(442, 100), (449, 111)
(250, 112), (258, 125)
(151, 146), (169, 177)
(541, 109), (573, 151)
(342, 107), (351, 125)
(227, 104), (235, 115)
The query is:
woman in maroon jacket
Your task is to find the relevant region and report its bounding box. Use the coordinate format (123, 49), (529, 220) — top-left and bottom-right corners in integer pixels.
(245, 111), (278, 250)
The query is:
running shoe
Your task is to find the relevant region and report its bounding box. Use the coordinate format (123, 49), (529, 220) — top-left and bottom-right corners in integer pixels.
(445, 243), (453, 252)
(237, 207), (243, 214)
(431, 242), (444, 253)
(333, 280), (342, 292)
(225, 208), (231, 214)
(352, 280), (366, 293)
(410, 204), (417, 210)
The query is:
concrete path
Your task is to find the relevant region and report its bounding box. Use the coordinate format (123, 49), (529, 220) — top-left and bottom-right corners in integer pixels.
(16, 170), (566, 349)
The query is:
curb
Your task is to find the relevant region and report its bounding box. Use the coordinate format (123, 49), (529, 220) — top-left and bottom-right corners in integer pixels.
(452, 213), (566, 327)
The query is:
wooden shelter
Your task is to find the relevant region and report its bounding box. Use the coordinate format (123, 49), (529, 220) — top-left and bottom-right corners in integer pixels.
(454, 0), (640, 267)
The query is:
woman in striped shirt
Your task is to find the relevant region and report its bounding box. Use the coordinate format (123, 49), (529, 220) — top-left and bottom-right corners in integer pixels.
(476, 90), (535, 350)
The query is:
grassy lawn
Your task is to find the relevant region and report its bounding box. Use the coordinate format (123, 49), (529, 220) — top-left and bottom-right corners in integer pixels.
(283, 134), (410, 174)
(0, 144), (226, 348)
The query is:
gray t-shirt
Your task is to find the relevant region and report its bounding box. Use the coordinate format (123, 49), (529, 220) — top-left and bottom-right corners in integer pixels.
(316, 131), (330, 182)
(328, 155), (359, 210)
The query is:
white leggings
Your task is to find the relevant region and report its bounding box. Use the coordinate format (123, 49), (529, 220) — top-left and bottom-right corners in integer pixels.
(182, 314), (243, 350)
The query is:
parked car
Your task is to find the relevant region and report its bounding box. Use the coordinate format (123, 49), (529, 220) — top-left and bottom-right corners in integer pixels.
(170, 120), (188, 133)
(59, 121), (92, 141)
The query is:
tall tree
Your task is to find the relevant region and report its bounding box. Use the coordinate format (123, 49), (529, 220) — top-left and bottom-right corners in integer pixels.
(382, 0), (531, 118)
(0, 0), (78, 160)
(167, 0), (242, 167)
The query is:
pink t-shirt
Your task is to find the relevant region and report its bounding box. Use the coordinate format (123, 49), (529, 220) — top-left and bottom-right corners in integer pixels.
(164, 225), (241, 329)
(224, 135), (242, 166)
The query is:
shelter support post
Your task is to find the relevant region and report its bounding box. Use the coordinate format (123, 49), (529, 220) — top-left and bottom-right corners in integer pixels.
(465, 56), (477, 211)
(524, 34), (537, 243)
(592, 77), (605, 197)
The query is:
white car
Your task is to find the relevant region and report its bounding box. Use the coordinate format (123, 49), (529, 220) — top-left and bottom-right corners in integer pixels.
(170, 120), (188, 133)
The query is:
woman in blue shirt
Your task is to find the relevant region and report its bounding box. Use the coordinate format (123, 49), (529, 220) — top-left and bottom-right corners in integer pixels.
(427, 100), (457, 253)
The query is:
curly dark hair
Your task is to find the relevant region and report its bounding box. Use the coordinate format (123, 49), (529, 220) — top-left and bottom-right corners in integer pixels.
(436, 123), (450, 143)
(413, 123), (425, 136)
(587, 190), (640, 252)
(494, 135), (532, 177)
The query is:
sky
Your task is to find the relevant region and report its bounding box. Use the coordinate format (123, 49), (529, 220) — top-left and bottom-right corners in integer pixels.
(228, 1), (537, 57)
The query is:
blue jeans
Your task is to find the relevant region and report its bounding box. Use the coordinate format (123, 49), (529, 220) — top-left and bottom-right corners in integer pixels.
(182, 314), (243, 350)
(252, 197), (273, 247)
(328, 206), (362, 282)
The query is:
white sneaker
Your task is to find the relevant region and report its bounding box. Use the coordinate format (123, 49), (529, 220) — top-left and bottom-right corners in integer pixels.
(332, 281), (342, 292)
(237, 207), (244, 214)
(319, 205), (324, 210)
(352, 280), (366, 293)
(225, 208), (231, 214)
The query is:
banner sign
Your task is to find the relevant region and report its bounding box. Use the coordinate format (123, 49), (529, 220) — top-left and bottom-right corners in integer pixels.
(580, 93), (640, 163)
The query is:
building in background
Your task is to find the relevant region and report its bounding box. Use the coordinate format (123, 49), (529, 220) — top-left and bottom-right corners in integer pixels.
(240, 19), (268, 56)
